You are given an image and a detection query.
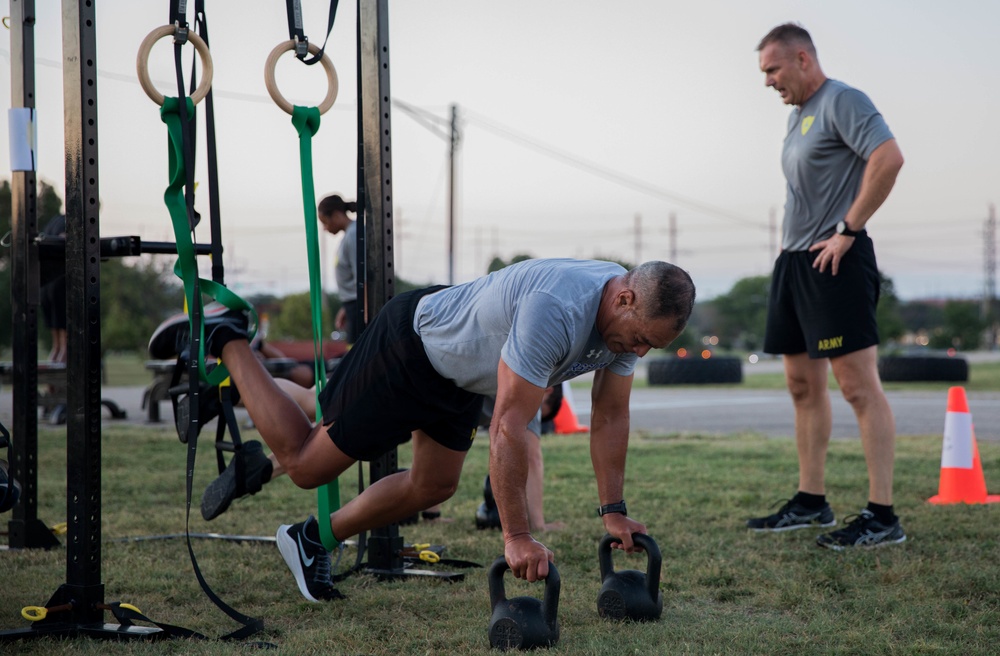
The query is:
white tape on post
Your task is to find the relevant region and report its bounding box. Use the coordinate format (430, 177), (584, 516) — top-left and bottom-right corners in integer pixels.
(8, 108), (37, 172)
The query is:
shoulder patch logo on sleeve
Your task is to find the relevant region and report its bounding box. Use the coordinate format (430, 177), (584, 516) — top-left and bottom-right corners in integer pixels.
(800, 116), (815, 136)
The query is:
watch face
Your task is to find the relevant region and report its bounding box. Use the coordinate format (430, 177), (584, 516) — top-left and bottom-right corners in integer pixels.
(836, 221), (846, 234)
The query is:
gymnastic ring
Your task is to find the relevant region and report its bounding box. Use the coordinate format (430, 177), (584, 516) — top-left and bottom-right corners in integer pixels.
(264, 39), (339, 116)
(136, 24), (214, 107)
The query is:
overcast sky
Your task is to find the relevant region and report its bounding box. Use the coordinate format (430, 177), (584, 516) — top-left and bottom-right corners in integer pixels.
(2, 1), (998, 301)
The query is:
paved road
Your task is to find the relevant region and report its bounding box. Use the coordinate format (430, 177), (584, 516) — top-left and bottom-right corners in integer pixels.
(4, 376), (997, 442)
(575, 386), (1000, 441)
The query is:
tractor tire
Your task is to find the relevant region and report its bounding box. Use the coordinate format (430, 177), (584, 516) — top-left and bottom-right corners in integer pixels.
(647, 357), (743, 385)
(878, 355), (969, 382)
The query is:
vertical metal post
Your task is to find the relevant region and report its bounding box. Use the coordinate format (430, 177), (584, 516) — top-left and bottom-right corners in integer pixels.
(984, 204), (997, 349)
(61, 0), (105, 621)
(633, 213), (641, 265)
(448, 104), (458, 284)
(7, 0), (58, 551)
(668, 212), (677, 265)
(358, 0), (400, 572)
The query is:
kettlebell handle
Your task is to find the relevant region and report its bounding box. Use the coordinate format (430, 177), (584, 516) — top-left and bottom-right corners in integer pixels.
(598, 533), (662, 604)
(487, 556), (561, 629)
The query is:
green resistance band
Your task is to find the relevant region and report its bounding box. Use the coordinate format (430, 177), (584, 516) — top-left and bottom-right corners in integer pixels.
(292, 105), (341, 551)
(160, 97), (257, 386)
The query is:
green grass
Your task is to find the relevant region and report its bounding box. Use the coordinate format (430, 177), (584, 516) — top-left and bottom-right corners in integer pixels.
(740, 361), (1000, 393)
(103, 352), (152, 387)
(4, 425), (1000, 654)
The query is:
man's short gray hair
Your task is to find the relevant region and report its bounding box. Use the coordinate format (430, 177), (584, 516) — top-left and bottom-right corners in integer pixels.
(624, 261), (696, 332)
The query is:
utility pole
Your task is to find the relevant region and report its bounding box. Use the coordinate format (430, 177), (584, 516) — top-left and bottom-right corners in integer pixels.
(634, 213), (642, 265)
(668, 212), (677, 264)
(448, 103), (460, 284)
(984, 203), (997, 350)
(769, 206), (778, 265)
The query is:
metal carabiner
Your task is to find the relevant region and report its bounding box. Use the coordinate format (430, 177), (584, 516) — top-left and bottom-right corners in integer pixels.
(294, 35), (309, 59)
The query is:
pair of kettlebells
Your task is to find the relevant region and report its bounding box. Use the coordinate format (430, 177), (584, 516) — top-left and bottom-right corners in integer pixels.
(597, 532), (663, 622)
(487, 557), (560, 650)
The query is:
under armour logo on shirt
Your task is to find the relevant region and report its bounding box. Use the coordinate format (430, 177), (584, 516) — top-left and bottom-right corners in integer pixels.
(586, 349), (604, 359)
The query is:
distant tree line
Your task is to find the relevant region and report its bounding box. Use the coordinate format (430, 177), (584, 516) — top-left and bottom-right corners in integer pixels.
(1, 181), (991, 356)
(696, 272), (988, 353)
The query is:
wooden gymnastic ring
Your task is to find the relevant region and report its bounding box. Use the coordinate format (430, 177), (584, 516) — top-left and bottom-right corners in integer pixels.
(136, 25), (214, 107)
(264, 40), (339, 115)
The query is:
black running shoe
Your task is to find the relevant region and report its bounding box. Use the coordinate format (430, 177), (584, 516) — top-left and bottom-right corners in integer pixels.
(148, 302), (250, 360)
(816, 509), (906, 551)
(276, 516), (342, 602)
(475, 475), (501, 530)
(201, 440), (273, 521)
(747, 499), (836, 532)
(174, 382), (241, 443)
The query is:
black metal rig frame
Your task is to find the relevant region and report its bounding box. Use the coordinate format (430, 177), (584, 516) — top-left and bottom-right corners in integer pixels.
(2, 0), (461, 644)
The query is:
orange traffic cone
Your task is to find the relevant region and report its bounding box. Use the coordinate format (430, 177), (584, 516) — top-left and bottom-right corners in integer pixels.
(553, 382), (589, 434)
(928, 386), (1000, 504)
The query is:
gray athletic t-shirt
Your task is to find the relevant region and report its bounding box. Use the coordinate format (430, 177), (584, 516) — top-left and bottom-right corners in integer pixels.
(414, 258), (638, 396)
(335, 221), (357, 303)
(781, 79), (894, 251)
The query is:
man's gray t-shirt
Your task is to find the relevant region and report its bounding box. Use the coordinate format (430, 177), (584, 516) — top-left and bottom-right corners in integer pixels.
(781, 79), (894, 251)
(414, 258), (638, 396)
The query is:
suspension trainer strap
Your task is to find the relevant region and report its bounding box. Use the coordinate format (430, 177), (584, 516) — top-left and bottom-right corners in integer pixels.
(191, 0), (226, 284)
(142, 17), (262, 642)
(285, 0), (340, 65)
(159, 98), (256, 386)
(291, 105), (341, 551)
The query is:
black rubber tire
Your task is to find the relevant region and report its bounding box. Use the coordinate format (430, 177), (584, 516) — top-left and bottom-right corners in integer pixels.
(878, 355), (968, 382)
(647, 357), (743, 385)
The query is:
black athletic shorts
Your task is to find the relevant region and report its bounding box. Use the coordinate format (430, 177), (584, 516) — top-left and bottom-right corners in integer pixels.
(763, 231), (880, 359)
(317, 286), (485, 461)
(40, 276), (67, 330)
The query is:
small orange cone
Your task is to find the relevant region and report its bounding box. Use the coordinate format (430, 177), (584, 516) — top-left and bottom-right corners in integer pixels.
(553, 382), (589, 434)
(928, 386), (1000, 504)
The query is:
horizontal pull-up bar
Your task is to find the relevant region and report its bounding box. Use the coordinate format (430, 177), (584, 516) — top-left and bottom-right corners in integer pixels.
(36, 236), (214, 259)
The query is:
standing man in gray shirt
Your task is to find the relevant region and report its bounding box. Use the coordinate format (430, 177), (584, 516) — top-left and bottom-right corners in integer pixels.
(747, 23), (906, 550)
(317, 194), (360, 344)
(162, 258), (694, 601)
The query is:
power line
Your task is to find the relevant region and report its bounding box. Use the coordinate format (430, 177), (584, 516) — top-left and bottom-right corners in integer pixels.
(460, 107), (769, 229)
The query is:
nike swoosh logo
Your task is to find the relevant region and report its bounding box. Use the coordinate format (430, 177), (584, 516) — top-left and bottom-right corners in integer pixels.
(297, 533), (315, 567)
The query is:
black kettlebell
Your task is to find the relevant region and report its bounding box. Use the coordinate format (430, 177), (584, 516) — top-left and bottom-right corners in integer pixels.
(596, 532), (663, 622)
(487, 557), (560, 650)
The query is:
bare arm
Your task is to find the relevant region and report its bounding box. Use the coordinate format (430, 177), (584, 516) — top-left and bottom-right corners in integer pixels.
(491, 359), (550, 581)
(811, 138), (904, 274)
(590, 368), (647, 552)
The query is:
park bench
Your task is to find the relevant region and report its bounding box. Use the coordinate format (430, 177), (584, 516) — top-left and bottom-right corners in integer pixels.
(0, 360), (127, 425)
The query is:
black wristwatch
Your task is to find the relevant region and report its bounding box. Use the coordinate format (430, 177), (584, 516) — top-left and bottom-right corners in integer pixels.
(597, 501), (628, 517)
(836, 220), (861, 238)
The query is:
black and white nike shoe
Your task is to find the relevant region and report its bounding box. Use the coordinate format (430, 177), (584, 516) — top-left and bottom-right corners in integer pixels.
(276, 515), (342, 601)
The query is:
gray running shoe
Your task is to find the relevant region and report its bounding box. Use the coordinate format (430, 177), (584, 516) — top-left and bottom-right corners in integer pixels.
(747, 499), (836, 532)
(816, 509), (906, 551)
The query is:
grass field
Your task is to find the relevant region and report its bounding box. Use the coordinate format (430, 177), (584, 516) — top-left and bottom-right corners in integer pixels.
(4, 419), (1000, 654)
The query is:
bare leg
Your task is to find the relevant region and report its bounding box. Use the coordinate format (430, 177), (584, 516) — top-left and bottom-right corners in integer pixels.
(784, 353), (832, 495)
(49, 329), (67, 363)
(831, 346), (895, 505)
(219, 339), (351, 489)
(329, 430), (466, 540)
(273, 377), (318, 420)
